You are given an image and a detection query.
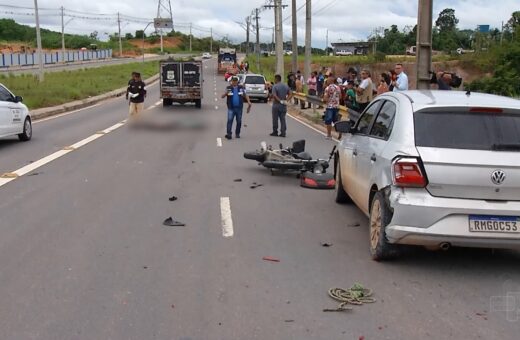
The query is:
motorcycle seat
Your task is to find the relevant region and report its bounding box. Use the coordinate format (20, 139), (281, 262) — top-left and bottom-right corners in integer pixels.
(293, 152), (312, 160)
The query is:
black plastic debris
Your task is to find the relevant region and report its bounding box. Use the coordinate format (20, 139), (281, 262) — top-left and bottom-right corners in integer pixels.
(321, 243), (333, 247)
(348, 222), (361, 227)
(233, 179), (242, 182)
(163, 217), (186, 227)
(169, 196), (178, 202)
(28, 172), (42, 176)
(250, 183), (264, 189)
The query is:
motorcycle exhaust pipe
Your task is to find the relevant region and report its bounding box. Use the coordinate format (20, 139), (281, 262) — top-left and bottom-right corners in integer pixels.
(439, 242), (451, 251)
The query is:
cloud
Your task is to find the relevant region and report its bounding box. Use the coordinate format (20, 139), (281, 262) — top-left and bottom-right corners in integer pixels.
(3, 0), (518, 47)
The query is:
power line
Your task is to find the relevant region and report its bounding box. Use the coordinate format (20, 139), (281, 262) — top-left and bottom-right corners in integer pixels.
(313, 0), (339, 15)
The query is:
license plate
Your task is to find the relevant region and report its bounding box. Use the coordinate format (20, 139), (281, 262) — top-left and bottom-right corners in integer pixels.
(469, 215), (520, 233)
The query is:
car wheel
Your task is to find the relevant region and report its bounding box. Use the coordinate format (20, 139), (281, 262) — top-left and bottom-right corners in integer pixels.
(18, 117), (32, 141)
(163, 98), (172, 106)
(369, 191), (399, 261)
(334, 161), (351, 203)
(195, 99), (202, 108)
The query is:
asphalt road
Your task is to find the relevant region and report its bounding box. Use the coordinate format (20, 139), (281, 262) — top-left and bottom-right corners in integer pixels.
(1, 60), (520, 340)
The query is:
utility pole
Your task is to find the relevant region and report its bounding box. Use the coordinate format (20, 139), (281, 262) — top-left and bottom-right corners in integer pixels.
(117, 12), (122, 57)
(189, 23), (192, 52)
(255, 8), (260, 71)
(246, 17), (250, 55)
(34, 0), (44, 82)
(60, 6), (65, 63)
(304, 0), (311, 81)
(416, 0), (433, 90)
(325, 29), (328, 55)
(210, 27), (213, 53)
(291, 0), (298, 73)
(267, 0), (286, 78)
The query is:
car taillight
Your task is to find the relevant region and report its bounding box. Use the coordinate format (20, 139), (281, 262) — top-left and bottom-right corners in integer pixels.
(392, 158), (427, 188)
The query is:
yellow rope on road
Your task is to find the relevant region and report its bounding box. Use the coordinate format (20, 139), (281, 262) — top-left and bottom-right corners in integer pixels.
(323, 284), (376, 312)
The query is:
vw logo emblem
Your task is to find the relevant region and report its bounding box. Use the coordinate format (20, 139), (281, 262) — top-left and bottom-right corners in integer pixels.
(491, 170), (506, 185)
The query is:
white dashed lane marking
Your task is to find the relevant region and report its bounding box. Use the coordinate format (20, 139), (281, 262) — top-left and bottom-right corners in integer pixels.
(220, 197), (234, 238)
(216, 137), (222, 147)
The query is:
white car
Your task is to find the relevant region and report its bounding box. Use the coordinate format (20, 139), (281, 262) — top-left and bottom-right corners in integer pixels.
(336, 50), (353, 56)
(0, 83), (32, 141)
(202, 52), (212, 59)
(334, 91), (520, 260)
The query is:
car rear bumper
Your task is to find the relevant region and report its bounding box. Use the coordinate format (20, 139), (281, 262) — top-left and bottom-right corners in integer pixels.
(247, 92), (269, 99)
(386, 188), (520, 248)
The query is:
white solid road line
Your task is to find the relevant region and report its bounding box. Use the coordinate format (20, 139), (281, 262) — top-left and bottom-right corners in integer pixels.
(0, 121), (127, 189)
(287, 113), (339, 142)
(216, 137), (223, 147)
(220, 197), (234, 238)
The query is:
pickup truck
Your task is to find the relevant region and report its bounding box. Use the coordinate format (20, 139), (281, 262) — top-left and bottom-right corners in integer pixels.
(160, 59), (203, 108)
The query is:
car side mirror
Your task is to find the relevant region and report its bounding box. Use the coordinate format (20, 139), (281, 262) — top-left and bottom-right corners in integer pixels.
(334, 120), (355, 134)
(14, 95), (23, 103)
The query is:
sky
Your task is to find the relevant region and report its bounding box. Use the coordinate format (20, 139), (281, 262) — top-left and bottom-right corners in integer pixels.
(2, 0), (518, 48)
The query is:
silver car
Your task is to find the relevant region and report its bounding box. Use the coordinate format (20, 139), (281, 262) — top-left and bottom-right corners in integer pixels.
(242, 74), (269, 102)
(334, 91), (520, 260)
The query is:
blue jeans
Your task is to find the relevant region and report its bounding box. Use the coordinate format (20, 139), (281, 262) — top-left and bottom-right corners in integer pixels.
(324, 108), (338, 125)
(227, 107), (243, 136)
(272, 103), (287, 135)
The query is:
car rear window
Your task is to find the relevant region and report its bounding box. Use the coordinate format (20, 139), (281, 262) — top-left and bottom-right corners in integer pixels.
(414, 111), (520, 151)
(245, 76), (265, 85)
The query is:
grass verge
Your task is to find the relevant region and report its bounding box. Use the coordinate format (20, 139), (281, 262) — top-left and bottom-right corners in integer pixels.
(0, 61), (159, 109)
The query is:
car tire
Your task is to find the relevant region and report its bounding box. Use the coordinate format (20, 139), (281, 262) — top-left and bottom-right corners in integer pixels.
(243, 151), (266, 162)
(195, 99), (202, 108)
(163, 98), (172, 106)
(369, 191), (399, 261)
(334, 162), (351, 203)
(18, 117), (32, 141)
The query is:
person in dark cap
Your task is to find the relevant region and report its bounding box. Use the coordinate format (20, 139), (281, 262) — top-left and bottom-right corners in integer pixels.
(221, 75), (251, 140)
(126, 71), (147, 120)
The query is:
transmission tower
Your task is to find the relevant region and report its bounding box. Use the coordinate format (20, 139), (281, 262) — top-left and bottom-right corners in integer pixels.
(157, 0), (174, 32)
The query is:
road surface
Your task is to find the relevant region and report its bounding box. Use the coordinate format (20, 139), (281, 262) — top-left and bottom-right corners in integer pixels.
(0, 59), (519, 340)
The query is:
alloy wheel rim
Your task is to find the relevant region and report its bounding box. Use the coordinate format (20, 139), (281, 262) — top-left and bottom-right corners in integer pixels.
(370, 200), (382, 249)
(25, 120), (32, 137)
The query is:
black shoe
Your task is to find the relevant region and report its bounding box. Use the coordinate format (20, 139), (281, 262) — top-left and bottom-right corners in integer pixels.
(235, 135), (240, 138)
(225, 134), (232, 140)
(269, 132), (278, 136)
(279, 134), (286, 137)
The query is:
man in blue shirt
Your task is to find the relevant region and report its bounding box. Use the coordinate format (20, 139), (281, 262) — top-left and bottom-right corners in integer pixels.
(392, 63), (409, 91)
(221, 76), (252, 140)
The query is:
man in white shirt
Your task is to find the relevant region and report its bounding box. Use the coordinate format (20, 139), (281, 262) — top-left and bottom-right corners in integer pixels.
(392, 63), (408, 91)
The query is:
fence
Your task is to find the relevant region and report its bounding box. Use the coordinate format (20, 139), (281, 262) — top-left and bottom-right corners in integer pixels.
(0, 49), (113, 68)
(292, 92), (361, 122)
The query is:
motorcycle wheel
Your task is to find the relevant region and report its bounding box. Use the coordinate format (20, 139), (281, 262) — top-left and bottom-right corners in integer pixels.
(243, 151), (266, 162)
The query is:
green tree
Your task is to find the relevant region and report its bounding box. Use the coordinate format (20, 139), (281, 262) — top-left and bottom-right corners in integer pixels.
(435, 8), (459, 32)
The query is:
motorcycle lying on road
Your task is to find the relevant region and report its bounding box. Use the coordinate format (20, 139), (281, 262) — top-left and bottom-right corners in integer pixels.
(243, 140), (337, 189)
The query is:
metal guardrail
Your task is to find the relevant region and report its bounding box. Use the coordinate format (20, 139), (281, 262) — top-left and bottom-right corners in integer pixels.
(291, 92), (361, 121)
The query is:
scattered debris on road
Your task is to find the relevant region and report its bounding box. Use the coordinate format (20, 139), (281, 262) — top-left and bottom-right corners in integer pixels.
(262, 256), (280, 262)
(284, 320), (294, 323)
(321, 243), (333, 247)
(163, 217), (186, 227)
(233, 178), (242, 182)
(324, 284), (375, 312)
(250, 183), (264, 189)
(169, 195), (178, 201)
(347, 222), (361, 227)
(143, 266), (148, 269)
(27, 172), (43, 176)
